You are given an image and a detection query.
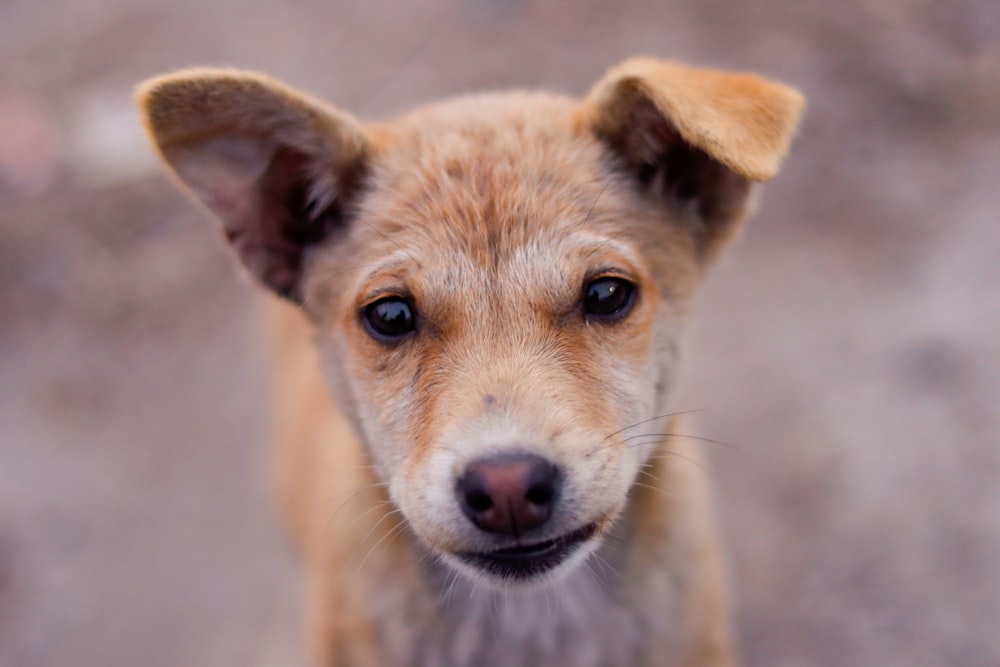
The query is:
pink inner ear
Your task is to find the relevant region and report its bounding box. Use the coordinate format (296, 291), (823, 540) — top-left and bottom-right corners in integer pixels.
(205, 176), (253, 222)
(169, 135), (273, 232)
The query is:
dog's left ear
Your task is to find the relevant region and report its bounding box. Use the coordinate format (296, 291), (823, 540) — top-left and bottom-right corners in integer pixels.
(583, 57), (804, 257)
(137, 69), (370, 301)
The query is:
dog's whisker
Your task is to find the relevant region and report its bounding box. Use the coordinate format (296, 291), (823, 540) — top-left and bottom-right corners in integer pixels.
(441, 568), (461, 607)
(354, 514), (409, 577)
(629, 481), (680, 502)
(350, 507), (404, 566)
(581, 409), (708, 458)
(622, 437), (669, 452)
(590, 550), (620, 585)
(630, 480), (699, 514)
(321, 481), (392, 535)
(641, 451), (708, 473)
(622, 432), (737, 450)
(601, 532), (628, 546)
(321, 495), (390, 546)
(637, 467), (670, 487)
(339, 499), (397, 534)
(594, 511), (628, 549)
(329, 507), (403, 592)
(601, 409), (706, 443)
(582, 559), (604, 593)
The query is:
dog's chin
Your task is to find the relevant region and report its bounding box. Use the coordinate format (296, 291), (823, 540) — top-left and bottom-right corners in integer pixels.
(442, 522), (601, 591)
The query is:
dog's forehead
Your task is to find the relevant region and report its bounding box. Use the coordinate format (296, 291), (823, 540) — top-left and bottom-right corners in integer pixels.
(356, 93), (634, 279)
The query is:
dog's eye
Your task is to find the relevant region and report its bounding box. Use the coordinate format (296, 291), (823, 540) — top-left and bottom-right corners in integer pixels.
(583, 277), (636, 320)
(363, 297), (416, 341)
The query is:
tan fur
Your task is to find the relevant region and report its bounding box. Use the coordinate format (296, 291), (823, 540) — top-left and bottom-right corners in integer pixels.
(585, 57), (804, 182)
(138, 57), (803, 667)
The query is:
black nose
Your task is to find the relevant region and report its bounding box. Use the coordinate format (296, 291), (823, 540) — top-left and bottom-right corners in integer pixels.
(457, 453), (560, 535)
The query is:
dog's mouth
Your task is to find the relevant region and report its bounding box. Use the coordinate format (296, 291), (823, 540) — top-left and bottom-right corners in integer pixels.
(454, 522), (598, 581)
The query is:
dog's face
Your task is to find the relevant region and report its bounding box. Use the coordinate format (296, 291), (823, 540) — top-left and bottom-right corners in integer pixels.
(138, 58), (802, 588)
(307, 95), (705, 585)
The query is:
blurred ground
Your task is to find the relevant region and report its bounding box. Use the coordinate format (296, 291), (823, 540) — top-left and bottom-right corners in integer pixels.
(1, 0), (998, 666)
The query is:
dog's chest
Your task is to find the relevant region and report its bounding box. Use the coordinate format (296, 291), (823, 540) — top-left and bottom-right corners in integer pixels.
(377, 566), (652, 667)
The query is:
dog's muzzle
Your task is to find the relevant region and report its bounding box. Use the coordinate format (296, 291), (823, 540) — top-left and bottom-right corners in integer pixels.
(452, 452), (596, 580)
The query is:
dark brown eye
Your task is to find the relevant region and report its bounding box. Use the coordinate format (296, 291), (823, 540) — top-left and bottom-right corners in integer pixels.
(583, 277), (636, 321)
(363, 297), (415, 342)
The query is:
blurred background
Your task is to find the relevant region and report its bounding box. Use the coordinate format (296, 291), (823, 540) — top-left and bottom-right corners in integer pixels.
(1, 0), (998, 665)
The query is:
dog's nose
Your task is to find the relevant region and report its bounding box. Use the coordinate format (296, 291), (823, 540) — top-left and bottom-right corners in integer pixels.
(457, 453), (559, 535)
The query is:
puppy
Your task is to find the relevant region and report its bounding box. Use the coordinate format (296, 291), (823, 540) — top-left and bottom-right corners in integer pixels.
(137, 57), (803, 667)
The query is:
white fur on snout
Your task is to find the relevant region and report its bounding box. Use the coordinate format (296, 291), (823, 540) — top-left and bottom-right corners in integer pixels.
(395, 406), (653, 575)
(396, 415), (566, 553)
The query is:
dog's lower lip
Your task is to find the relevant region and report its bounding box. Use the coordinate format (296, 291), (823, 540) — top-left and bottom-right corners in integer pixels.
(455, 523), (598, 579)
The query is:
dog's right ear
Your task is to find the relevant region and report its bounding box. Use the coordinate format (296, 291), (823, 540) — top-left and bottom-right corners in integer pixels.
(137, 69), (369, 301)
(583, 57), (804, 258)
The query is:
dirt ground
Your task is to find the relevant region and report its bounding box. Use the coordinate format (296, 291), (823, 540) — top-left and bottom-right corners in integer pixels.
(1, 1), (998, 665)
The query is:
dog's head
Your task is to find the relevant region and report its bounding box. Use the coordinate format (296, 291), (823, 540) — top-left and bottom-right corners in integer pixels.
(138, 58), (802, 589)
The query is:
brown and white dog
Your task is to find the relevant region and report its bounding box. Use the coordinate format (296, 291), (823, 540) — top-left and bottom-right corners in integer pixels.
(138, 57), (803, 667)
